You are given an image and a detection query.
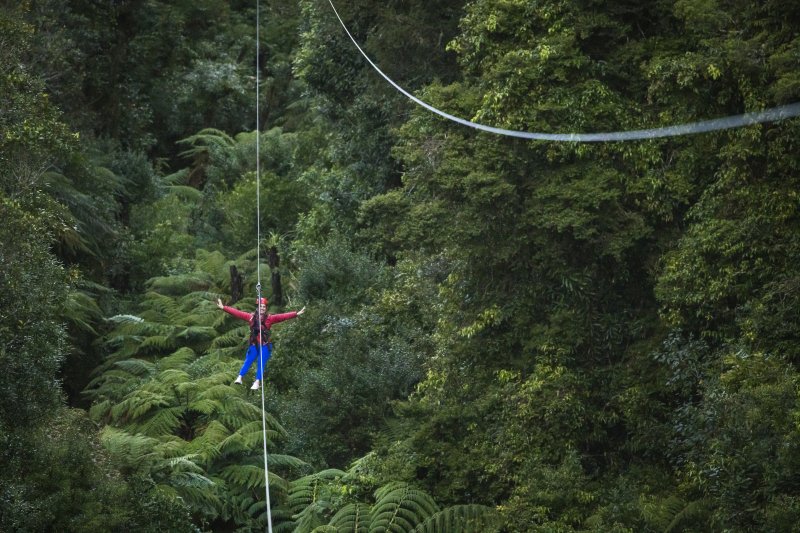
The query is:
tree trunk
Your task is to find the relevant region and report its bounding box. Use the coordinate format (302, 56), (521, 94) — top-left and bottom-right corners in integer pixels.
(268, 246), (283, 306)
(230, 265), (244, 304)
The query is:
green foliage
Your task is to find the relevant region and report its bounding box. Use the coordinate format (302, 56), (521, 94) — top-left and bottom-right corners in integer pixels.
(0, 407), (194, 533)
(0, 197), (67, 426)
(84, 251), (310, 529)
(7, 0), (800, 531)
(272, 242), (434, 467)
(286, 471), (498, 533)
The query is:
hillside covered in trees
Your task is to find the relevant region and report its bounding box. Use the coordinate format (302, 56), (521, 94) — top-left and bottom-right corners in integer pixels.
(2, 0), (800, 531)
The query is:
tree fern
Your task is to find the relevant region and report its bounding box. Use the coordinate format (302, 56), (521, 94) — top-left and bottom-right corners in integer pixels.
(110, 389), (171, 422)
(370, 482), (439, 533)
(219, 464), (275, 491)
(134, 406), (183, 436)
(211, 325), (250, 348)
(138, 334), (178, 352)
(329, 503), (372, 532)
(292, 500), (333, 533)
(218, 421), (283, 456)
(157, 347), (197, 370)
(85, 253), (307, 530)
(114, 358), (156, 377)
(146, 273), (216, 296)
(411, 505), (499, 533)
(64, 284), (104, 335)
(177, 128), (237, 159)
(156, 368), (192, 386)
(100, 427), (161, 472)
(165, 184), (203, 201)
(665, 498), (711, 532)
(286, 474), (489, 533)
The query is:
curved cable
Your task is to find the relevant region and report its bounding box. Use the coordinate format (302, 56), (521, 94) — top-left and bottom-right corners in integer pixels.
(255, 2), (274, 532)
(326, 0), (800, 142)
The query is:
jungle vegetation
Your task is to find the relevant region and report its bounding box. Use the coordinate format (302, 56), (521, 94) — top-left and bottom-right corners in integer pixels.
(1, 0), (799, 531)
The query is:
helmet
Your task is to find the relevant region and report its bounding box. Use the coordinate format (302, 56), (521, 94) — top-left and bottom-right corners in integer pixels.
(257, 297), (268, 305)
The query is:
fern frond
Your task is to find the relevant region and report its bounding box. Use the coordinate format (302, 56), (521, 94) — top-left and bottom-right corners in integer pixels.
(158, 347), (197, 370)
(371, 482), (438, 533)
(193, 249), (229, 275)
(218, 421), (281, 456)
(665, 498), (711, 532)
(220, 464), (266, 490)
(329, 502), (371, 532)
(165, 184), (203, 201)
(88, 399), (112, 421)
(169, 481), (222, 518)
(412, 505), (499, 533)
(64, 287), (103, 334)
(100, 427), (160, 470)
(147, 273), (214, 296)
(641, 495), (707, 532)
(290, 469), (347, 487)
(199, 420), (232, 445)
(292, 501), (330, 533)
(156, 368), (192, 387)
(264, 454), (309, 471)
(110, 390), (171, 422)
(170, 471), (215, 488)
(161, 167), (190, 186)
(114, 358), (156, 377)
(177, 127), (236, 153)
(288, 470), (346, 512)
(211, 325), (250, 348)
(176, 325), (218, 344)
(219, 464), (288, 493)
(130, 405), (184, 437)
(138, 334), (176, 352)
(189, 398), (221, 416)
(167, 455), (203, 472)
(107, 314), (145, 324)
(196, 383), (238, 402)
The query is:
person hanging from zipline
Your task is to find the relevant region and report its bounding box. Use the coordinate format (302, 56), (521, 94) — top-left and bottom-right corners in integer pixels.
(217, 296), (305, 390)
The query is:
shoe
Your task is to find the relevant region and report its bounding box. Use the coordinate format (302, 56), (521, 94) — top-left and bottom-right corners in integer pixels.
(233, 375), (243, 385)
(250, 379), (260, 390)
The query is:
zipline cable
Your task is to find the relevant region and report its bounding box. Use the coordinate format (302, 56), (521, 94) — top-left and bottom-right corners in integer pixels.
(326, 0), (800, 142)
(255, 1), (274, 532)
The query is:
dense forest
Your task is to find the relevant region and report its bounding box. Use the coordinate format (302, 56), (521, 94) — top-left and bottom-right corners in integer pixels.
(2, 0), (799, 531)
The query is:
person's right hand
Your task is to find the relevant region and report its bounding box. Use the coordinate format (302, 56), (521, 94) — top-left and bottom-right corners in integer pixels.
(216, 298), (224, 309)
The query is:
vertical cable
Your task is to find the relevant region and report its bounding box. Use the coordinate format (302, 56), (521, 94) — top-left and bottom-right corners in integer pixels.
(255, 1), (274, 532)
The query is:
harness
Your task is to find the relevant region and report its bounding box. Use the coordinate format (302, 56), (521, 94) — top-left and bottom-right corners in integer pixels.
(249, 313), (272, 345)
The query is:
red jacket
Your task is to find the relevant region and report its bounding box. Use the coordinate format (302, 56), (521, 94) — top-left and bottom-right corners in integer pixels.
(222, 306), (298, 345)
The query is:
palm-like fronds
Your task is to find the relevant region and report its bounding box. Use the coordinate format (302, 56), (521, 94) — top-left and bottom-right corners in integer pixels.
(411, 505), (499, 533)
(288, 470), (347, 515)
(158, 347), (197, 370)
(85, 256), (305, 529)
(220, 464), (283, 491)
(329, 503), (372, 532)
(64, 284), (105, 335)
(370, 482), (439, 533)
(177, 128), (236, 159)
(212, 325), (250, 348)
(285, 461), (501, 533)
(641, 495), (711, 532)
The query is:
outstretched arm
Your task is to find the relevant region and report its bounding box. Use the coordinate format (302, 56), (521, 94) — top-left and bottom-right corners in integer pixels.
(267, 307), (305, 326)
(217, 298), (253, 321)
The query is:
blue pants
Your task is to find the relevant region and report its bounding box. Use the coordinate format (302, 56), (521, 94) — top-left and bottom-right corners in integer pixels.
(239, 343), (272, 380)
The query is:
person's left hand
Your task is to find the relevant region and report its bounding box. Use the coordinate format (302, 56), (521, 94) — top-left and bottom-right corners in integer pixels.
(297, 306), (306, 315)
